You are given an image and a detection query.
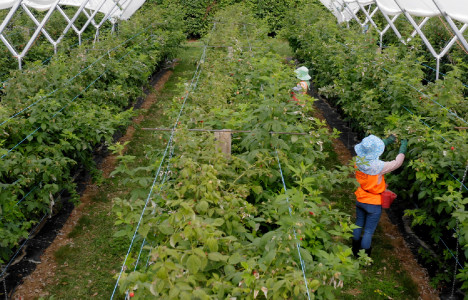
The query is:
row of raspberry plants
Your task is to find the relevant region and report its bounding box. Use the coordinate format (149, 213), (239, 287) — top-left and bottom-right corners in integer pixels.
(281, 0), (468, 289)
(112, 5), (364, 299)
(0, 3), (186, 262)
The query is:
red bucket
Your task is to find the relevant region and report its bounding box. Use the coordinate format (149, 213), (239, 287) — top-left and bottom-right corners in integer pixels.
(381, 190), (397, 209)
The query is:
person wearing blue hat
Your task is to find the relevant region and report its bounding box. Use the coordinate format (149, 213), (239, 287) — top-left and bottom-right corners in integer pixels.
(352, 134), (408, 257)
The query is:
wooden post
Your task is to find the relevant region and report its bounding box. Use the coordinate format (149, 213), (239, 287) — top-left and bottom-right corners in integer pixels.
(214, 129), (231, 159)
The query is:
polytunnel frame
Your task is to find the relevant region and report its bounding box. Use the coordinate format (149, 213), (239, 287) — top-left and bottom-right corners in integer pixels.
(339, 0), (468, 80)
(0, 0), (131, 70)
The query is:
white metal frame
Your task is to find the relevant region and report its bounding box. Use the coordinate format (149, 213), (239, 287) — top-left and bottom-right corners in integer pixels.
(340, 0), (468, 80)
(0, 0), (135, 70)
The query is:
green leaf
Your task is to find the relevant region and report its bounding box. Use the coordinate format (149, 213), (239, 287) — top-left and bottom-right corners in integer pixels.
(224, 264), (236, 275)
(158, 220), (174, 235)
(252, 185), (263, 194)
(212, 218), (224, 227)
(186, 255), (201, 274)
(298, 247), (313, 263)
(228, 252), (244, 265)
(206, 237), (218, 252)
(196, 200), (209, 213)
(273, 280), (285, 292)
(208, 252), (229, 262)
(156, 267), (167, 279)
(263, 249), (276, 266)
(113, 230), (128, 238)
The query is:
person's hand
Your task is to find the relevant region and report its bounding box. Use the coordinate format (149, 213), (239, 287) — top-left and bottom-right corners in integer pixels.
(399, 139), (408, 154)
(383, 134), (397, 146)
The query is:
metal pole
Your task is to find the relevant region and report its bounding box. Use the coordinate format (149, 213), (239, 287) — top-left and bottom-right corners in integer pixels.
(0, 1), (22, 34)
(343, 1), (363, 27)
(407, 17), (430, 43)
(356, 2), (380, 33)
(439, 24), (468, 58)
(21, 5), (57, 48)
(431, 0), (468, 54)
(19, 0), (61, 61)
(142, 128), (309, 135)
(376, 6), (406, 45)
(56, 0), (91, 45)
(393, 0), (438, 58)
(0, 34), (20, 58)
(78, 0), (108, 37)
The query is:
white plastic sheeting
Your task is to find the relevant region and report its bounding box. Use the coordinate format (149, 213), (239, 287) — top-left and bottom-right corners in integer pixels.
(0, 0), (145, 20)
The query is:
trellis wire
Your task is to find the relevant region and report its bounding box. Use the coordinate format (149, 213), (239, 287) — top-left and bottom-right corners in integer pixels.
(15, 182), (39, 206)
(135, 127), (178, 270)
(373, 41), (468, 89)
(450, 172), (468, 192)
(132, 31), (208, 271)
(110, 41), (209, 299)
(439, 236), (464, 270)
(328, 35), (466, 189)
(0, 212), (48, 280)
(1, 31), (155, 159)
(274, 148), (312, 300)
(419, 61), (468, 89)
(255, 34), (311, 298)
(246, 13), (311, 292)
(450, 161), (468, 298)
(0, 182), (42, 223)
(131, 21), (218, 275)
(332, 40), (468, 183)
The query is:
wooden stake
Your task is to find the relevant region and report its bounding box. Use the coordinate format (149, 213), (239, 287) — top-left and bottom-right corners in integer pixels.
(214, 129), (231, 159)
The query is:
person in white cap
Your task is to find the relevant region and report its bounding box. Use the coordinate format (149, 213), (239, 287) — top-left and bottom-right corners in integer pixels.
(291, 66), (311, 106)
(352, 134), (408, 257)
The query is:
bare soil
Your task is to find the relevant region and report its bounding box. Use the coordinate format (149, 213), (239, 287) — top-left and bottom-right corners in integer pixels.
(12, 70), (173, 300)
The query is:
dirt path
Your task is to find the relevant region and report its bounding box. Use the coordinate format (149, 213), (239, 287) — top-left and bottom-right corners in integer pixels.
(314, 102), (439, 300)
(12, 70), (173, 300)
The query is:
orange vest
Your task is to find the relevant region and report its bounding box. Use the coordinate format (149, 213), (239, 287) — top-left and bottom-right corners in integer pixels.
(299, 81), (308, 94)
(355, 169), (386, 205)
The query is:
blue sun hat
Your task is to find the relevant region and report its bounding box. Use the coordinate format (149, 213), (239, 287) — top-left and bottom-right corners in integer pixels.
(294, 66), (311, 81)
(355, 135), (385, 175)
